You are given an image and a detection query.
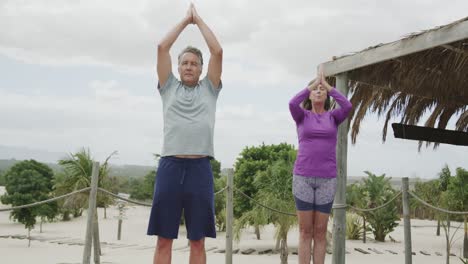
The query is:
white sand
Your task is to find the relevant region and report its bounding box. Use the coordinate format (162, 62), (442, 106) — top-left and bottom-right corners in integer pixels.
(0, 186), (465, 264)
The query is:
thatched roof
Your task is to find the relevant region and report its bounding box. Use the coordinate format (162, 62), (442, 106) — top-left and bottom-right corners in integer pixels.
(324, 17), (468, 148)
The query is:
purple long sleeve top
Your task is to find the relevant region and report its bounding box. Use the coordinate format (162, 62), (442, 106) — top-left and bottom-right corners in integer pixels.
(289, 87), (352, 178)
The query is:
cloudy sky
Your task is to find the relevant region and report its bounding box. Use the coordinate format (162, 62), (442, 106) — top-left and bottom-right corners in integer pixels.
(1, 0), (467, 178)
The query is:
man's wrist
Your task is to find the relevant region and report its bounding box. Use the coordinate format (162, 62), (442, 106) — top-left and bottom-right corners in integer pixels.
(182, 17), (191, 26)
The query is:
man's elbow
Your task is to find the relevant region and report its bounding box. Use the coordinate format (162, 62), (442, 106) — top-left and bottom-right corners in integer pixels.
(157, 43), (170, 52)
(211, 47), (223, 56)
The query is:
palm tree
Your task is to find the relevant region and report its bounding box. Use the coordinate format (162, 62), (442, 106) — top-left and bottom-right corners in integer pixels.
(361, 171), (399, 242)
(413, 180), (441, 220)
(437, 165), (452, 236)
(234, 150), (297, 264)
(55, 148), (117, 217)
(447, 168), (468, 259)
(346, 183), (370, 242)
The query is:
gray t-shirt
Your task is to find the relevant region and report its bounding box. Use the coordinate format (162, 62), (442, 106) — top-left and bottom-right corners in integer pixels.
(158, 73), (222, 157)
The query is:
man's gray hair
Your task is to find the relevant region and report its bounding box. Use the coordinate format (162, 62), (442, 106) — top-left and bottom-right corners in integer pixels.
(178, 46), (203, 66)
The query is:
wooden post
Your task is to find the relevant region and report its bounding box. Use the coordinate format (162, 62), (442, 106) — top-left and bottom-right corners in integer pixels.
(116, 202), (126, 240)
(446, 215), (451, 264)
(225, 169), (234, 264)
(93, 209), (101, 263)
(332, 73), (349, 264)
(82, 162), (100, 264)
(402, 177), (412, 264)
(464, 216), (467, 258)
(117, 219), (122, 240)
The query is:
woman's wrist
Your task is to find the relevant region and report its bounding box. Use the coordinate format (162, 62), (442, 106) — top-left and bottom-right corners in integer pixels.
(324, 82), (333, 92)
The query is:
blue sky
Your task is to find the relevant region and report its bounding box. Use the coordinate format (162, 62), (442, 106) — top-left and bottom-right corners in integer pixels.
(0, 0), (467, 178)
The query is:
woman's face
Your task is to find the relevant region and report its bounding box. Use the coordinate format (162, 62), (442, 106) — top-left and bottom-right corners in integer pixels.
(309, 84), (327, 104)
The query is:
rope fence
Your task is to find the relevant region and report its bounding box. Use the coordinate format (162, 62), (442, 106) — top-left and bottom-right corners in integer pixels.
(347, 191), (402, 213)
(0, 187), (91, 212)
(233, 188), (404, 216)
(1, 174), (467, 264)
(409, 191), (468, 215)
(214, 186), (227, 196)
(233, 187), (296, 216)
(97, 188), (152, 207)
(0, 186), (228, 212)
(2, 186), (465, 217)
(232, 188), (467, 216)
(97, 186), (227, 207)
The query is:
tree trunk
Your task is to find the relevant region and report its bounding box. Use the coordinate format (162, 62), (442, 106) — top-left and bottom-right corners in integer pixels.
(40, 218), (43, 233)
(104, 206), (107, 219)
(94, 209), (102, 256)
(275, 236), (281, 251)
(376, 232), (385, 242)
(437, 219), (441, 236)
(280, 234), (288, 264)
(255, 225), (261, 240)
(63, 210), (71, 221)
(28, 228), (31, 248)
(363, 217), (366, 243)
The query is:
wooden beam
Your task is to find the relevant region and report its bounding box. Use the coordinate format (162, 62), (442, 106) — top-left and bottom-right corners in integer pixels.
(322, 18), (468, 76)
(392, 123), (468, 146)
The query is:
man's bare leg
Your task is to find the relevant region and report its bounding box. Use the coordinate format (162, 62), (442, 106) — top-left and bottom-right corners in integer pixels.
(189, 238), (206, 264)
(153, 237), (173, 264)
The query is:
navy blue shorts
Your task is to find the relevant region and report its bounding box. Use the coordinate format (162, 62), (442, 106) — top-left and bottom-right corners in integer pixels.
(147, 156), (216, 240)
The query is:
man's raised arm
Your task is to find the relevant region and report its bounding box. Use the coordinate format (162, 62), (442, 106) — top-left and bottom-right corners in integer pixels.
(192, 4), (223, 89)
(157, 6), (193, 88)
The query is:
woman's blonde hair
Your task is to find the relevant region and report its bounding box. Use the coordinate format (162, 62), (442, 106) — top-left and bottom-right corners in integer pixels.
(302, 79), (331, 111)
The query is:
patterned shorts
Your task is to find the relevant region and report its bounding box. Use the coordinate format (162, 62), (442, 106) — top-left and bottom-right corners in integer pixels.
(292, 175), (337, 214)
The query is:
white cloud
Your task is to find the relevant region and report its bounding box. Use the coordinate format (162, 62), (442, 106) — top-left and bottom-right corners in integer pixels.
(0, 80), (162, 164)
(2, 0), (467, 77)
(1, 0), (467, 177)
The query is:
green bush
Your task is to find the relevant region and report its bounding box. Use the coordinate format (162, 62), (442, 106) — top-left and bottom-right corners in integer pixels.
(346, 212), (363, 240)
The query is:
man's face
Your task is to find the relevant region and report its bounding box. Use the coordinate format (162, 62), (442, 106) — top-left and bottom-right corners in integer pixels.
(178, 52), (202, 87)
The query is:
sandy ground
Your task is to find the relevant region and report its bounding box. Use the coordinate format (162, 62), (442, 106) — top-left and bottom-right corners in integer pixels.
(0, 186), (465, 264)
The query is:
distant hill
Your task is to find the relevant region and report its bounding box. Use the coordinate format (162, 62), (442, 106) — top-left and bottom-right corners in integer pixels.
(0, 159), (153, 179)
(347, 175), (433, 190)
(0, 145), (66, 162)
(107, 164), (155, 178)
(0, 145), (156, 178)
(0, 159), (19, 173)
(0, 158), (432, 187)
